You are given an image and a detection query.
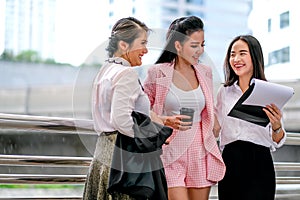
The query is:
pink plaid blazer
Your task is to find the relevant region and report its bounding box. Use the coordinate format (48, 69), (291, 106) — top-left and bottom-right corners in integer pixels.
(143, 62), (226, 182)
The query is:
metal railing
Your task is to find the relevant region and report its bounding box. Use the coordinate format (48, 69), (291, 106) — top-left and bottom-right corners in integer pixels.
(0, 113), (300, 199)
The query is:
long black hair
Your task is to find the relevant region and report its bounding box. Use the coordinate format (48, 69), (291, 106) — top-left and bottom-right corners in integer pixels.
(223, 35), (267, 86)
(155, 16), (204, 64)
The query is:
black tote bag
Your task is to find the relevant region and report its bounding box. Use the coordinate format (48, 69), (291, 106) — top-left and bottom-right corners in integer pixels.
(107, 111), (173, 200)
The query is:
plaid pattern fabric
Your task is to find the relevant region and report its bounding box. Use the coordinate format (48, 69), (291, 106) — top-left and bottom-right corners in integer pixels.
(143, 62), (226, 182)
(163, 123), (216, 187)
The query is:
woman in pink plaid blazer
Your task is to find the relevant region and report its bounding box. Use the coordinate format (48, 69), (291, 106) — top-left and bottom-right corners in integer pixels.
(143, 16), (225, 200)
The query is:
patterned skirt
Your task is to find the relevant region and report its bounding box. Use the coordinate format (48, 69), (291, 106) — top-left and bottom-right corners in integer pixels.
(82, 132), (135, 200)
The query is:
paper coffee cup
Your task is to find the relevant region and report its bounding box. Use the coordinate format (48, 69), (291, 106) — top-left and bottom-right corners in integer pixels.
(180, 107), (194, 125)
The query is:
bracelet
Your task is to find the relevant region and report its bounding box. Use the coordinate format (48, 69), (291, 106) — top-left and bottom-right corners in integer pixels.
(273, 126), (282, 134)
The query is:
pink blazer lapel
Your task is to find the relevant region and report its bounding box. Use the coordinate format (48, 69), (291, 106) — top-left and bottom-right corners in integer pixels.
(195, 64), (226, 181)
(152, 63), (174, 115)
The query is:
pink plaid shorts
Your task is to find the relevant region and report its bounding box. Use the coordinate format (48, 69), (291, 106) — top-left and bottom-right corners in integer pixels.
(161, 123), (216, 188)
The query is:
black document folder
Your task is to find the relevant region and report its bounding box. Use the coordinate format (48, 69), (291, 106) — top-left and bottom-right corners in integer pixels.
(228, 79), (294, 127)
(228, 83), (270, 127)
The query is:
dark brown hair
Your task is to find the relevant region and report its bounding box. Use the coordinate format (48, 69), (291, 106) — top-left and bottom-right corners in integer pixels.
(106, 17), (150, 57)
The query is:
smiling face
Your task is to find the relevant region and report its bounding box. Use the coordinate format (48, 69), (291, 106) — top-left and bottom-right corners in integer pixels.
(122, 30), (148, 66)
(229, 39), (254, 81)
(176, 30), (205, 66)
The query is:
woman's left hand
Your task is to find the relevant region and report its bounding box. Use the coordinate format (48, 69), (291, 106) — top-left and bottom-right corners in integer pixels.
(263, 103), (282, 131)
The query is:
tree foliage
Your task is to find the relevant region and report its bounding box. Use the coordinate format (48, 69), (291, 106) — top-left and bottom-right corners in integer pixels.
(0, 50), (68, 65)
(15, 50), (41, 62)
(0, 49), (102, 67)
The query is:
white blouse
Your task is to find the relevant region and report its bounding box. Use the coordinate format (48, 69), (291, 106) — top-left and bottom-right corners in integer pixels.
(92, 57), (150, 137)
(215, 81), (286, 152)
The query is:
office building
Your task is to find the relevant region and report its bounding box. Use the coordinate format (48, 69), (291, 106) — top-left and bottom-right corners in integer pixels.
(249, 0), (300, 80)
(3, 0), (252, 69)
(4, 0), (56, 60)
(108, 0), (252, 77)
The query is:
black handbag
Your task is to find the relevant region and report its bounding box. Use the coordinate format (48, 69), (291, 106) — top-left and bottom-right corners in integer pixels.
(107, 111), (173, 200)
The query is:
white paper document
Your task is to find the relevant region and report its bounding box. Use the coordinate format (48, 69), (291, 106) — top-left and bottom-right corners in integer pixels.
(242, 79), (295, 109)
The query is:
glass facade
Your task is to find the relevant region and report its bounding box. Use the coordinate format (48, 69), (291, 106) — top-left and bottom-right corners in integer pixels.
(268, 46), (290, 65)
(280, 11), (289, 29)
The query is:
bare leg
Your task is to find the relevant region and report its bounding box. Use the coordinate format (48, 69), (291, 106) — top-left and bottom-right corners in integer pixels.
(168, 186), (211, 200)
(188, 187), (211, 200)
(168, 187), (189, 200)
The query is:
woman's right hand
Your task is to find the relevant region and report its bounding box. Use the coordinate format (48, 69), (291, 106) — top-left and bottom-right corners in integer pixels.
(160, 115), (191, 145)
(163, 115), (192, 131)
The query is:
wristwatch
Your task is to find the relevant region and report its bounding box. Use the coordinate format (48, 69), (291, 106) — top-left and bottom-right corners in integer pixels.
(273, 127), (282, 134)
